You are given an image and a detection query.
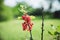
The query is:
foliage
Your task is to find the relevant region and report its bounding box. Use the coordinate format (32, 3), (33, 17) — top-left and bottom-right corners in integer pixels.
(0, 0), (14, 22)
(13, 2), (34, 17)
(0, 0), (5, 21)
(58, 0), (60, 2)
(30, 8), (43, 16)
(17, 15), (36, 20)
(0, 0), (60, 22)
(17, 16), (22, 20)
(53, 10), (60, 18)
(30, 15), (36, 20)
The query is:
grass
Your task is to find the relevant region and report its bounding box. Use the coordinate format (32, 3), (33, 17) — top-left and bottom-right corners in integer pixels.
(0, 19), (60, 40)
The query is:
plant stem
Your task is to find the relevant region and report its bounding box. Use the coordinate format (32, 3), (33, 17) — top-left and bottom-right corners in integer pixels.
(28, 24), (33, 40)
(41, 7), (44, 40)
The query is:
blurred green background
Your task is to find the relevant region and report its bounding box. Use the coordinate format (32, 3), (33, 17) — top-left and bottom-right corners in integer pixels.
(0, 0), (60, 40)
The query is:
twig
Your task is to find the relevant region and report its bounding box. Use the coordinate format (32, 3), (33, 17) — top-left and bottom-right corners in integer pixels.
(41, 7), (44, 40)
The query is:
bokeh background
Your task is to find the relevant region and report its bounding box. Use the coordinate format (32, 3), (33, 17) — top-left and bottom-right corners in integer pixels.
(0, 0), (60, 40)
